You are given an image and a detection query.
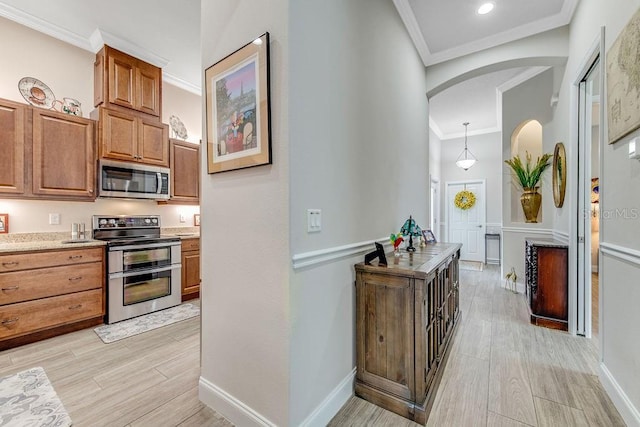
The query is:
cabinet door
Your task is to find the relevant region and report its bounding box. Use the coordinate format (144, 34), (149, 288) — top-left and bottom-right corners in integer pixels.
(100, 108), (137, 161)
(107, 48), (136, 110)
(182, 249), (200, 300)
(32, 110), (95, 199)
(0, 99), (25, 195)
(171, 140), (200, 203)
(136, 61), (161, 117)
(535, 247), (568, 320)
(138, 118), (169, 166)
(356, 272), (414, 400)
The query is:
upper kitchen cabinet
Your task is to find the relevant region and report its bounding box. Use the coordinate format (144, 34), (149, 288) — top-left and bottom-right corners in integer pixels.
(0, 98), (96, 202)
(169, 139), (200, 204)
(0, 99), (26, 196)
(94, 45), (162, 118)
(94, 107), (169, 167)
(32, 109), (95, 199)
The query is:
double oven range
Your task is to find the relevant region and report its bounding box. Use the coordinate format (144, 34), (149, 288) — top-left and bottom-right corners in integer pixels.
(92, 215), (182, 324)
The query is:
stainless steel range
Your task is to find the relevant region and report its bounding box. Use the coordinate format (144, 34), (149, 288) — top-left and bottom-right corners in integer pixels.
(92, 215), (181, 324)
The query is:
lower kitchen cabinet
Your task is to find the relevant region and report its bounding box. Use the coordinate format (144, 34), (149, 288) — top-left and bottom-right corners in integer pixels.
(354, 243), (461, 424)
(181, 238), (200, 301)
(0, 246), (105, 349)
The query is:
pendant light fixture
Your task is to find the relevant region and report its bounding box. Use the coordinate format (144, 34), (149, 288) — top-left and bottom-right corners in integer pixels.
(455, 122), (477, 170)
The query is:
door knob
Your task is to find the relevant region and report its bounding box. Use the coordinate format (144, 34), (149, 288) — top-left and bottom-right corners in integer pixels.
(477, 225), (483, 228)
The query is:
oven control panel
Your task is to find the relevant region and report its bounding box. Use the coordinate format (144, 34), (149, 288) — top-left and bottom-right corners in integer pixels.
(93, 215), (160, 229)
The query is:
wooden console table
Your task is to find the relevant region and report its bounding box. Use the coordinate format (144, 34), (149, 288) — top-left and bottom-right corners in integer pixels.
(354, 243), (461, 424)
(525, 238), (568, 330)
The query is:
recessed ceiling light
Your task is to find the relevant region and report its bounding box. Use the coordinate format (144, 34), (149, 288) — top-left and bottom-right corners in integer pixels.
(477, 2), (495, 14)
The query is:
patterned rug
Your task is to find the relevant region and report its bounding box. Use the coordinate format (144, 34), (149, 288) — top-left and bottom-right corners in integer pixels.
(94, 303), (200, 344)
(0, 367), (71, 427)
(460, 260), (484, 271)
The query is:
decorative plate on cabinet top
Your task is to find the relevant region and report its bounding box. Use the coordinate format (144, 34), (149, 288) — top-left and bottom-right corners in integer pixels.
(18, 77), (56, 109)
(169, 115), (188, 140)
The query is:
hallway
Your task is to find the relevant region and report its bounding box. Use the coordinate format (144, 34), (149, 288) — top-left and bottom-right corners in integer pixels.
(330, 265), (625, 426)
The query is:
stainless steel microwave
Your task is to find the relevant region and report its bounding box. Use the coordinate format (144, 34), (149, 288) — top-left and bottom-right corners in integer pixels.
(99, 160), (170, 200)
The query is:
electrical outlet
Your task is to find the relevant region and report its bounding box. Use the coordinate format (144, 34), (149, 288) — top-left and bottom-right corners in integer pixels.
(179, 214), (186, 223)
(49, 213), (60, 225)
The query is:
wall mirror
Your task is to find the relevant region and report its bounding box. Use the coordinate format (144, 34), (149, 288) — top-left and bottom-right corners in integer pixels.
(553, 142), (567, 207)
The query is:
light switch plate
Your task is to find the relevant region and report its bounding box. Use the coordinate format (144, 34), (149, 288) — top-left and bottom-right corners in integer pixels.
(307, 209), (321, 233)
(49, 213), (60, 225)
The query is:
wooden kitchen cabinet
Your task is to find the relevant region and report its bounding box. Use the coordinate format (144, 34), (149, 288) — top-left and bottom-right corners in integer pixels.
(32, 109), (95, 199)
(525, 238), (568, 330)
(181, 238), (200, 301)
(0, 246), (105, 350)
(0, 98), (96, 201)
(354, 243), (461, 424)
(94, 107), (169, 167)
(0, 99), (26, 196)
(170, 139), (200, 204)
(94, 45), (161, 118)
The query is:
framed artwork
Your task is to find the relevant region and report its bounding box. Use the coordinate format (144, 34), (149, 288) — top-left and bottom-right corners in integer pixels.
(552, 142), (567, 207)
(422, 229), (436, 243)
(591, 178), (599, 203)
(194, 214), (201, 226)
(206, 32), (272, 174)
(0, 214), (8, 234)
(606, 8), (640, 144)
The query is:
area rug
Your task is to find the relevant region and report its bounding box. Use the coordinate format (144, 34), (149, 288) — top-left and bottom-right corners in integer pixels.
(94, 303), (200, 344)
(459, 260), (484, 272)
(0, 367), (71, 427)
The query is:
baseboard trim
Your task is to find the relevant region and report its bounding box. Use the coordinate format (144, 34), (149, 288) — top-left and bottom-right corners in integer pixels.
(599, 363), (640, 427)
(299, 368), (356, 427)
(199, 376), (277, 427)
(292, 238), (390, 270)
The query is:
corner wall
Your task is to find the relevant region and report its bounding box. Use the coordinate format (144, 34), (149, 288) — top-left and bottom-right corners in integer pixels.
(199, 1), (290, 425)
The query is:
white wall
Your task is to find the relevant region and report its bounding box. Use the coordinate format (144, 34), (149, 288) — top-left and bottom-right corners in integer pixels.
(545, 0), (640, 423)
(0, 16), (201, 233)
(199, 1), (290, 426)
(288, 0), (429, 424)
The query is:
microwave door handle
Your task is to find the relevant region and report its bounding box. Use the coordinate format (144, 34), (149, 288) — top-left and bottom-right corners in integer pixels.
(156, 172), (162, 194)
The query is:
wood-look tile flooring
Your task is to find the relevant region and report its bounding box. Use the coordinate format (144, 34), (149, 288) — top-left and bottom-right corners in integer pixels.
(592, 272), (599, 348)
(330, 265), (625, 426)
(0, 300), (232, 427)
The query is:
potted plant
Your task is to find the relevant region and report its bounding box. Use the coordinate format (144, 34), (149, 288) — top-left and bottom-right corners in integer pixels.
(505, 152), (552, 223)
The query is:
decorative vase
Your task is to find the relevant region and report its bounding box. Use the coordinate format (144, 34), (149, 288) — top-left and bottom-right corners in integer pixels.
(521, 187), (542, 223)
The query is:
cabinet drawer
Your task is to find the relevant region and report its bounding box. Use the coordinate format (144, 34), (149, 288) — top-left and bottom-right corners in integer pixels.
(0, 247), (104, 272)
(0, 262), (102, 305)
(0, 289), (103, 340)
(181, 238), (199, 252)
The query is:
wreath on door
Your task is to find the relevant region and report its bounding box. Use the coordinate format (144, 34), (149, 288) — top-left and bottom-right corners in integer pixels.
(454, 190), (476, 210)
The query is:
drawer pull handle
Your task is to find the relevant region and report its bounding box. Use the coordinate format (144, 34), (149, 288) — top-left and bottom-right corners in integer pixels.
(1, 318), (18, 326)
(68, 276), (83, 282)
(1, 286), (19, 291)
(68, 304), (82, 310)
(68, 255), (83, 260)
(1, 261), (19, 267)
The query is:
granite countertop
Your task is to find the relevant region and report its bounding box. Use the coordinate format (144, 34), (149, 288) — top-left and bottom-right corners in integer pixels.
(525, 237), (568, 248)
(0, 232), (106, 254)
(161, 227), (200, 239)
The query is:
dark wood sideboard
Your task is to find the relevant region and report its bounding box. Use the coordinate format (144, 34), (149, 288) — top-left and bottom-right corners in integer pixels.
(525, 238), (568, 330)
(354, 243), (462, 424)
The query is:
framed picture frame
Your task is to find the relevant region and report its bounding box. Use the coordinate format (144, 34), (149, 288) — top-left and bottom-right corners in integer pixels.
(422, 229), (436, 243)
(194, 214), (201, 227)
(205, 32), (272, 174)
(0, 213), (8, 234)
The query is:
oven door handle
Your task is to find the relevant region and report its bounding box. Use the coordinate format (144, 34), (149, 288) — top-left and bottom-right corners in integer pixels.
(109, 264), (182, 279)
(109, 241), (181, 251)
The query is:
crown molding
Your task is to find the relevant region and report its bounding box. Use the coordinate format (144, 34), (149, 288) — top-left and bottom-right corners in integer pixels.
(90, 29), (169, 68)
(163, 72), (202, 95)
(392, 0), (430, 65)
(0, 2), (91, 51)
(438, 126), (502, 141)
(428, 116), (445, 140)
(497, 66), (550, 93)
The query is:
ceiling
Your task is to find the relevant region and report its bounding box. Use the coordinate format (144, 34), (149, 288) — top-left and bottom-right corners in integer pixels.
(0, 1), (574, 138)
(0, 0), (201, 94)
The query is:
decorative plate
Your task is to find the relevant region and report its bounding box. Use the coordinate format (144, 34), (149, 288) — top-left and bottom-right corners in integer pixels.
(169, 115), (188, 140)
(18, 77), (56, 109)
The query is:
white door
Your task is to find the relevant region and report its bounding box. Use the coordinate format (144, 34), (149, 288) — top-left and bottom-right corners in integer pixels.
(430, 177), (439, 240)
(446, 180), (486, 262)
